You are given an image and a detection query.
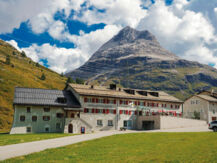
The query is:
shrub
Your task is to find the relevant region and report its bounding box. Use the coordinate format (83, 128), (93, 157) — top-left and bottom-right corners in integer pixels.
(5, 55), (10, 65)
(36, 63), (40, 67)
(12, 51), (17, 55)
(76, 78), (85, 84)
(21, 51), (26, 57)
(193, 111), (200, 120)
(67, 77), (75, 84)
(40, 73), (46, 80)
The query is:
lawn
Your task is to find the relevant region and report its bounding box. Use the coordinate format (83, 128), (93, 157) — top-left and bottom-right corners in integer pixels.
(0, 133), (73, 146)
(3, 132), (217, 162)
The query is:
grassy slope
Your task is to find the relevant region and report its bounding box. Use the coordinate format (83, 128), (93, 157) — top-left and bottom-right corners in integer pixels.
(0, 133), (73, 146)
(3, 132), (217, 162)
(0, 40), (67, 132)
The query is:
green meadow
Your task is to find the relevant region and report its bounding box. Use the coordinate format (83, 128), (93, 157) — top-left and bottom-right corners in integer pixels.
(3, 132), (217, 162)
(0, 133), (73, 146)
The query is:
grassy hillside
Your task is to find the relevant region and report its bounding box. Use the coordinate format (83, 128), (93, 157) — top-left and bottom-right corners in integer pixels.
(0, 40), (67, 132)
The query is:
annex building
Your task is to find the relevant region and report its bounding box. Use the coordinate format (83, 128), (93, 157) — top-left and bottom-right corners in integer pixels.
(183, 90), (217, 123)
(10, 84), (183, 134)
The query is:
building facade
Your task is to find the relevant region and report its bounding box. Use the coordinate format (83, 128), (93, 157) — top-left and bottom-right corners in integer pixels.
(10, 84), (183, 134)
(183, 91), (217, 123)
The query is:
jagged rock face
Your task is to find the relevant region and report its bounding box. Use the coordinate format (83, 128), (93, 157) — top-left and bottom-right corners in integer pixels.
(66, 26), (217, 100)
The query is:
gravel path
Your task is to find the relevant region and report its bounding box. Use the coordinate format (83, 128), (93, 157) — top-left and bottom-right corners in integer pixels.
(0, 125), (210, 161)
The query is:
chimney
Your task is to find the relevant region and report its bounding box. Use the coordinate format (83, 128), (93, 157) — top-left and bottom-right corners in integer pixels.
(109, 84), (117, 90)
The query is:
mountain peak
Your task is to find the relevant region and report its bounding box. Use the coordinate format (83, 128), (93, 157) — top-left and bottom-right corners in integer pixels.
(112, 26), (157, 43)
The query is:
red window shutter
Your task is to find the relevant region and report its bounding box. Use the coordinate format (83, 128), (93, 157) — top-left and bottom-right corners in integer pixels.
(120, 100), (122, 104)
(107, 99), (109, 104)
(92, 109), (95, 113)
(92, 98), (95, 103)
(103, 99), (106, 103)
(84, 108), (87, 113)
(157, 103), (159, 107)
(135, 111), (137, 115)
(126, 110), (128, 115)
(152, 103), (154, 107)
(144, 102), (146, 106)
(103, 109), (106, 114)
(84, 98), (88, 103)
(138, 101), (140, 105)
(106, 109), (109, 114)
(129, 111), (131, 115)
(171, 105), (173, 108)
(126, 101), (129, 105)
(113, 110), (116, 114)
(96, 98), (99, 103)
(95, 109), (98, 113)
(119, 110), (122, 114)
(135, 101), (137, 106)
(114, 100), (116, 104)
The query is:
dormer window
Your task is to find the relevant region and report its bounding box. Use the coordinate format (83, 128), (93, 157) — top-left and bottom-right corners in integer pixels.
(57, 97), (67, 104)
(124, 89), (135, 95)
(149, 92), (159, 97)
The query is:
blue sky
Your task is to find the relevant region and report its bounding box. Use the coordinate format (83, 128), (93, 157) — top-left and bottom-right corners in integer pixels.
(0, 0), (217, 73)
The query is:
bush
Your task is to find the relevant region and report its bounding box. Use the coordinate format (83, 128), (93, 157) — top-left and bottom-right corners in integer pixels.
(193, 111), (200, 120)
(40, 73), (46, 80)
(12, 51), (17, 55)
(5, 55), (10, 65)
(67, 77), (75, 84)
(36, 63), (40, 67)
(21, 51), (26, 57)
(75, 78), (85, 84)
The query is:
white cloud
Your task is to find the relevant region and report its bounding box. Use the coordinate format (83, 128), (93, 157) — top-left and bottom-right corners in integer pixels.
(137, 0), (217, 68)
(0, 0), (51, 34)
(6, 40), (22, 52)
(74, 0), (147, 28)
(48, 21), (67, 40)
(22, 43), (85, 73)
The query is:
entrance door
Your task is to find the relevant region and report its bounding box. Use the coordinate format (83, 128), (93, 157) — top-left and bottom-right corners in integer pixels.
(123, 120), (132, 129)
(68, 124), (73, 133)
(142, 121), (154, 130)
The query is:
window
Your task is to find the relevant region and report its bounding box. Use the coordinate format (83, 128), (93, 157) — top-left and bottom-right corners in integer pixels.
(108, 120), (113, 126)
(43, 116), (50, 121)
(27, 107), (31, 113)
(44, 107), (50, 112)
(26, 127), (31, 133)
(56, 123), (61, 129)
(98, 99), (103, 103)
(97, 120), (103, 126)
(56, 113), (64, 118)
(57, 97), (67, 103)
(20, 115), (25, 122)
(32, 116), (37, 122)
(45, 127), (49, 132)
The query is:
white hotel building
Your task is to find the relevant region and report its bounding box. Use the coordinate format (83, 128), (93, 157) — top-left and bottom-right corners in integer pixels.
(10, 84), (183, 134)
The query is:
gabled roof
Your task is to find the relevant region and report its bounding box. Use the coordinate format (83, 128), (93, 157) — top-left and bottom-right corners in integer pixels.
(13, 87), (81, 108)
(196, 95), (217, 103)
(68, 84), (183, 103)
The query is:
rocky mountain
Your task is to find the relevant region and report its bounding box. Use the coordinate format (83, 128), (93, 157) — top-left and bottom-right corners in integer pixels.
(66, 26), (217, 100)
(0, 40), (66, 132)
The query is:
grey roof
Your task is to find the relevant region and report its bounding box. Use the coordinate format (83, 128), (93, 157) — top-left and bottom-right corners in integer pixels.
(13, 87), (81, 108)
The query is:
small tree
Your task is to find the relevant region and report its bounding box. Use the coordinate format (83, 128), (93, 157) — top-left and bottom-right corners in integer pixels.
(75, 78), (85, 84)
(67, 77), (75, 84)
(5, 55), (10, 65)
(12, 51), (17, 55)
(61, 72), (64, 77)
(36, 63), (40, 67)
(40, 73), (46, 80)
(21, 51), (26, 57)
(193, 111), (200, 120)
